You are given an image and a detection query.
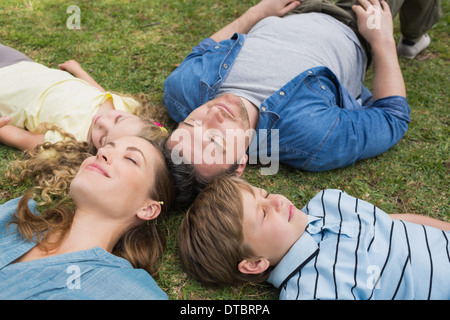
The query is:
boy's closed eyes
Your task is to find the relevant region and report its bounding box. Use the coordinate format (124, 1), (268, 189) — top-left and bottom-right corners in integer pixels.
(238, 186), (308, 274)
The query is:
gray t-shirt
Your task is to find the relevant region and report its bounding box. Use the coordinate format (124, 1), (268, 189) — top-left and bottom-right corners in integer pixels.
(218, 12), (367, 106)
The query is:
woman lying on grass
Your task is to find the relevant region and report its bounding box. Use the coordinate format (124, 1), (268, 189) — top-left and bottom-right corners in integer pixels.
(0, 135), (174, 299)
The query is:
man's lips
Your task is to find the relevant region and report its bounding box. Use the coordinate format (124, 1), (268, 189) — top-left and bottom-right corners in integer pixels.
(215, 103), (235, 118)
(86, 163), (110, 177)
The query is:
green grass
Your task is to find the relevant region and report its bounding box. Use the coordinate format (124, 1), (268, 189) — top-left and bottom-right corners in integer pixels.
(0, 0), (448, 300)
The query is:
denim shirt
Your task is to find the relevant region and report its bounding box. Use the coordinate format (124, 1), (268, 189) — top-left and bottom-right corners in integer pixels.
(0, 198), (168, 300)
(267, 189), (450, 300)
(163, 34), (411, 171)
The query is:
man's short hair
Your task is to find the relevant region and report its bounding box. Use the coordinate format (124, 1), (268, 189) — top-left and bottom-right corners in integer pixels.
(178, 175), (272, 286)
(164, 138), (239, 206)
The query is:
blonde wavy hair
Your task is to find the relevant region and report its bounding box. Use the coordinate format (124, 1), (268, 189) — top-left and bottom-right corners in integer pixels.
(6, 96), (169, 206)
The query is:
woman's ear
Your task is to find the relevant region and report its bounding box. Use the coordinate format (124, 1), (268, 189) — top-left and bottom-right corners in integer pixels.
(238, 258), (270, 275)
(136, 200), (162, 222)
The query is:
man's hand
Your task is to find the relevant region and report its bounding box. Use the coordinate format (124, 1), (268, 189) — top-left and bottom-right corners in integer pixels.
(250, 0), (301, 21)
(352, 0), (394, 47)
(353, 0), (405, 100)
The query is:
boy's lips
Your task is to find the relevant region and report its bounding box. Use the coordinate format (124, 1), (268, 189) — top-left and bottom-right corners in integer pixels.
(86, 163), (110, 177)
(288, 204), (295, 222)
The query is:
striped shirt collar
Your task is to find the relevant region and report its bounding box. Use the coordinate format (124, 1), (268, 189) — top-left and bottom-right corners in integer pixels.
(267, 228), (319, 290)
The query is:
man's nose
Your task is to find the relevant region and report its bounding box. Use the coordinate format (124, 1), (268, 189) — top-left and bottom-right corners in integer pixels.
(205, 106), (225, 125)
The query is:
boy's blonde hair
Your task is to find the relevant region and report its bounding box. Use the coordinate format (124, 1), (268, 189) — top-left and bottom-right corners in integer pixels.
(178, 175), (272, 286)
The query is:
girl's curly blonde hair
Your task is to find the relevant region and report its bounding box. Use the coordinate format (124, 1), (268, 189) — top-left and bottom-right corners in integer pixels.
(6, 95), (170, 206)
(6, 128), (91, 206)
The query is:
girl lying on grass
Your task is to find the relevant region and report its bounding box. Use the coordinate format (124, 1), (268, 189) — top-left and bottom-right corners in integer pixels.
(0, 43), (165, 153)
(0, 43), (169, 205)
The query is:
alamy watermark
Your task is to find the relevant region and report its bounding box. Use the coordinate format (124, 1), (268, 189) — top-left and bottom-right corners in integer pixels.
(66, 265), (81, 289)
(169, 125), (280, 175)
(367, 5), (382, 30)
(66, 5), (81, 30)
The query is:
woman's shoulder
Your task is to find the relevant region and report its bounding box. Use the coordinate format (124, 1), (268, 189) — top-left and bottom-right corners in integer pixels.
(89, 264), (168, 300)
(0, 197), (37, 227)
(86, 248), (168, 299)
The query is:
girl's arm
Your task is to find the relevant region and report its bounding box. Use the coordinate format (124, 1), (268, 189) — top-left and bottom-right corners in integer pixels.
(58, 60), (106, 92)
(0, 124), (44, 151)
(390, 214), (450, 231)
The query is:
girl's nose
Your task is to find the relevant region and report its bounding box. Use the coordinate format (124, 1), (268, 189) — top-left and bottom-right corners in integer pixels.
(97, 115), (113, 130)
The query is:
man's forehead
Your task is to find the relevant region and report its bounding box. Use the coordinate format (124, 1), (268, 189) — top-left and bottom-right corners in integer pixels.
(168, 126), (215, 163)
(167, 125), (234, 177)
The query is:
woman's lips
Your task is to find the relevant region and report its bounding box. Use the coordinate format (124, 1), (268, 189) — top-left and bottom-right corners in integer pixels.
(86, 163), (110, 177)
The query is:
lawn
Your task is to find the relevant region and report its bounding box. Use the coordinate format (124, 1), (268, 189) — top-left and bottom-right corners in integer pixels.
(0, 0), (448, 300)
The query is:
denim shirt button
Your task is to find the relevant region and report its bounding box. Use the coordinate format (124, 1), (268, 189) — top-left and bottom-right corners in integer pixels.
(308, 70), (313, 74)
(223, 63), (228, 69)
(280, 91), (285, 96)
(261, 107), (266, 111)
(321, 85), (326, 90)
(214, 45), (219, 49)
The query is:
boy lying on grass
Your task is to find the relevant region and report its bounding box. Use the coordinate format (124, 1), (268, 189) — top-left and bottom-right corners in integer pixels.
(178, 176), (450, 300)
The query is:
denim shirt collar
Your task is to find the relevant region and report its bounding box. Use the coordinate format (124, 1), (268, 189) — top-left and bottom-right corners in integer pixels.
(202, 33), (246, 102)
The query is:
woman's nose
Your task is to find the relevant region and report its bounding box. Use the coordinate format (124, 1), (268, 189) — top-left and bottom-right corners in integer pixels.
(96, 147), (111, 164)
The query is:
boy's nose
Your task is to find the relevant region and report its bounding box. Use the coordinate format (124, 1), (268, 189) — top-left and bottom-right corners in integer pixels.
(270, 195), (283, 213)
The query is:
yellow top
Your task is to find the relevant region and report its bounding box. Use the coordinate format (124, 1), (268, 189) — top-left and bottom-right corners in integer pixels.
(0, 61), (140, 143)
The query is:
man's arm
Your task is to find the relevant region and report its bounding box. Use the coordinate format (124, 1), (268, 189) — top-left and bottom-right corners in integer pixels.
(352, 0), (406, 100)
(210, 0), (300, 42)
(58, 60), (106, 92)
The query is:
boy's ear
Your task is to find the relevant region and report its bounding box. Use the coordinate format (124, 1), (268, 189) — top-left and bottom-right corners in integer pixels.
(238, 258), (270, 275)
(235, 154), (248, 177)
(136, 200), (162, 222)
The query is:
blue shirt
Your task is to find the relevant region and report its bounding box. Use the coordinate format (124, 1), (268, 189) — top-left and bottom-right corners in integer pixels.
(0, 198), (168, 300)
(267, 189), (450, 300)
(163, 34), (411, 171)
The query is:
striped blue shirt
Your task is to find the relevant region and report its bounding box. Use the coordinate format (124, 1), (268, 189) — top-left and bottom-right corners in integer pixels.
(267, 189), (450, 300)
